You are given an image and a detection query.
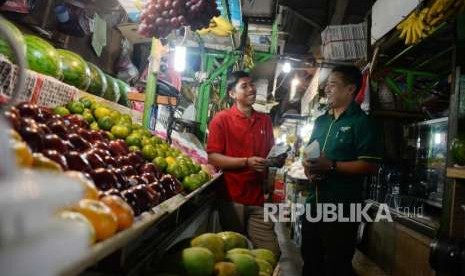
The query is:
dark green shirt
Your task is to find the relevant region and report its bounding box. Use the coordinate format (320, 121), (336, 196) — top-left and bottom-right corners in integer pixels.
(307, 101), (382, 204)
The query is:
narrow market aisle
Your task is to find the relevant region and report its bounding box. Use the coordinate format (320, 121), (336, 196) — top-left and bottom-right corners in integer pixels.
(275, 223), (302, 276)
(275, 223), (387, 276)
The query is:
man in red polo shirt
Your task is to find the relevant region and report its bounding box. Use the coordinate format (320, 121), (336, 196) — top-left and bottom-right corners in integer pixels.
(207, 71), (280, 256)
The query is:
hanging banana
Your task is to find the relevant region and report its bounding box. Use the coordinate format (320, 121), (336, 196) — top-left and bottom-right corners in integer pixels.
(195, 16), (236, 37)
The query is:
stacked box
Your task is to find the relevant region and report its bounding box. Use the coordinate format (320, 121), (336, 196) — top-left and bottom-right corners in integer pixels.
(321, 22), (367, 61)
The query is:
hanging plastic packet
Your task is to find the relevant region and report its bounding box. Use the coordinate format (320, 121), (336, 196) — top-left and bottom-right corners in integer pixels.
(264, 143), (291, 167)
(303, 140), (320, 161)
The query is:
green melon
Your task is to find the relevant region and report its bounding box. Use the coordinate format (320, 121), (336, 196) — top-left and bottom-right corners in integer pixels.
(103, 74), (120, 102)
(0, 19), (26, 62)
(57, 49), (91, 90)
(116, 79), (130, 107)
(25, 35), (62, 78)
(86, 62), (107, 96)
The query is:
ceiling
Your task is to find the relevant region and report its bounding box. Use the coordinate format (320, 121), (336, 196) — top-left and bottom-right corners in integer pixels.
(278, 0), (373, 56)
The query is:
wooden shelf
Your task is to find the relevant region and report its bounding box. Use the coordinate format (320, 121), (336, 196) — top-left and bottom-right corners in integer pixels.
(447, 167), (465, 179)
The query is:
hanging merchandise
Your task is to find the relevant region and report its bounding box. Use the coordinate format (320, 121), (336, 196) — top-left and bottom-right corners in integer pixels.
(115, 39), (140, 84)
(0, 0), (35, 14)
(138, 0), (221, 38)
(53, 3), (87, 37)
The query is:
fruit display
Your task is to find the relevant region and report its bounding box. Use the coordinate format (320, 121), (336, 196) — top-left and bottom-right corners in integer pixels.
(158, 232), (276, 276)
(57, 49), (92, 90)
(5, 99), (212, 214)
(196, 16), (235, 37)
(243, 38), (255, 70)
(116, 79), (131, 107)
(25, 35), (62, 78)
(396, 0), (465, 45)
(0, 18), (26, 62)
(86, 62), (108, 97)
(138, 0), (221, 38)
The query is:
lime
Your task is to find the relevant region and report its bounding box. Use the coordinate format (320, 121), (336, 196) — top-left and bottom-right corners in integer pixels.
(79, 97), (93, 108)
(66, 101), (85, 114)
(53, 106), (70, 116)
(182, 175), (197, 191)
(141, 136), (152, 146)
(119, 114), (132, 125)
(109, 110), (121, 123)
(132, 123), (143, 130)
(125, 133), (142, 147)
(142, 129), (152, 138)
(111, 124), (130, 139)
(150, 136), (162, 145)
(82, 111), (95, 123)
(94, 107), (111, 120)
(191, 173), (204, 187)
(198, 170), (210, 182)
(128, 145), (140, 152)
(142, 144), (157, 161)
(90, 102), (102, 111)
(165, 156), (176, 167)
(153, 156), (168, 171)
(90, 121), (99, 130)
(106, 131), (115, 140)
(97, 116), (115, 131)
(167, 164), (183, 180)
(179, 164), (190, 179)
(155, 149), (166, 158)
(193, 163), (201, 173)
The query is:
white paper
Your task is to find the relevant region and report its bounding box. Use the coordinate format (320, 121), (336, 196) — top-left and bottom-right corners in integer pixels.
(303, 140), (320, 160)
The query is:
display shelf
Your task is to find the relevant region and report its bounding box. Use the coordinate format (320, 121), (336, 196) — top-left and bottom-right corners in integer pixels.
(59, 174), (220, 276)
(447, 167), (465, 179)
(59, 208), (166, 276)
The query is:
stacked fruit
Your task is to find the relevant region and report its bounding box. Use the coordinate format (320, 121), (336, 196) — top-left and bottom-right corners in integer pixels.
(0, 19), (131, 106)
(196, 16), (235, 37)
(158, 231), (277, 276)
(397, 0), (465, 45)
(138, 0), (221, 38)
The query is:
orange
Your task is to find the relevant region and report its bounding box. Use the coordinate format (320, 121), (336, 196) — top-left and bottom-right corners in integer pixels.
(73, 199), (117, 241)
(59, 210), (96, 245)
(100, 195), (134, 231)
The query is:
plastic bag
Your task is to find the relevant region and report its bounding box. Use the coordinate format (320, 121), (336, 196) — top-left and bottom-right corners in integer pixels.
(265, 143), (290, 167)
(115, 39), (139, 83)
(0, 0), (33, 13)
(303, 140), (320, 161)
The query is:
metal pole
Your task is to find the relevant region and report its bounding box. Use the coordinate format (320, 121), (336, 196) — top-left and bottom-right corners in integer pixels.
(143, 38), (159, 129)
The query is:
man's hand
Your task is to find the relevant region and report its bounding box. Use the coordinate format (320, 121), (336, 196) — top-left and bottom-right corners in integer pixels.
(247, 156), (266, 172)
(308, 155), (332, 175)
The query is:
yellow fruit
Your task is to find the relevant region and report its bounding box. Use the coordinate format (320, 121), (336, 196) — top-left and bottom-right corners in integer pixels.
(59, 210), (96, 245)
(11, 140), (33, 167)
(32, 153), (62, 171)
(165, 156), (176, 167)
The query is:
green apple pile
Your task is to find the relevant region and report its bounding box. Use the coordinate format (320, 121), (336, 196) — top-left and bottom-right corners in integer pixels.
(53, 97), (211, 189)
(157, 231), (277, 276)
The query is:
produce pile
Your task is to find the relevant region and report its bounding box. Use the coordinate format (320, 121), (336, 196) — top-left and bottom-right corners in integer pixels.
(396, 0), (465, 45)
(138, 0), (221, 38)
(0, 19), (130, 106)
(158, 231), (277, 276)
(5, 99), (212, 227)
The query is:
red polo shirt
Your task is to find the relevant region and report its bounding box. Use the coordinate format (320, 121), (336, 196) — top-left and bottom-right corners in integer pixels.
(207, 105), (274, 206)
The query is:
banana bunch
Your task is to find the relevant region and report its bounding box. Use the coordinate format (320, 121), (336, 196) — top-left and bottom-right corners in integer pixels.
(425, 0), (465, 26)
(397, 0), (465, 45)
(196, 16), (235, 37)
(243, 38), (255, 70)
(397, 8), (430, 45)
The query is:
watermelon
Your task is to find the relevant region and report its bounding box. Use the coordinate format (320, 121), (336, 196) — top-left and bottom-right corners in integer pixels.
(57, 49), (91, 90)
(25, 35), (62, 78)
(116, 79), (130, 107)
(0, 19), (26, 62)
(451, 137), (465, 166)
(103, 74), (120, 102)
(87, 62), (107, 96)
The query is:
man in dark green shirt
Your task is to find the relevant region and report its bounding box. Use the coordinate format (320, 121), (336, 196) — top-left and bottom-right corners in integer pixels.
(301, 65), (382, 276)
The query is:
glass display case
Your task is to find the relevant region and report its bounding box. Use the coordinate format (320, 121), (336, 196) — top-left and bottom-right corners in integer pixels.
(367, 118), (448, 229)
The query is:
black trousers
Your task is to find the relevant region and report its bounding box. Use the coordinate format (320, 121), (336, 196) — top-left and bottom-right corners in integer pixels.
(301, 216), (359, 276)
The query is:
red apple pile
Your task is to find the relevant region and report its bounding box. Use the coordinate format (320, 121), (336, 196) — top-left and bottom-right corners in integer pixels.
(5, 102), (183, 216)
(138, 0), (220, 38)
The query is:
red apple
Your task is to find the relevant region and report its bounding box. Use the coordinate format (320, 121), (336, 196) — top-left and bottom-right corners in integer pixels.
(85, 151), (106, 169)
(19, 127), (44, 152)
(110, 168), (130, 190)
(65, 151), (92, 172)
(89, 131), (104, 143)
(94, 141), (111, 152)
(16, 102), (39, 118)
(43, 133), (69, 153)
(108, 140), (129, 157)
(42, 149), (68, 170)
(138, 163), (163, 180)
(49, 120), (68, 139)
(148, 182), (168, 202)
(103, 155), (118, 168)
(127, 152), (145, 167)
(98, 188), (121, 199)
(68, 133), (91, 152)
(116, 155), (131, 167)
(4, 110), (21, 130)
(76, 128), (93, 142)
(121, 165), (138, 177)
(36, 123), (51, 134)
(89, 168), (117, 191)
(121, 189), (141, 215)
(141, 172), (157, 184)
